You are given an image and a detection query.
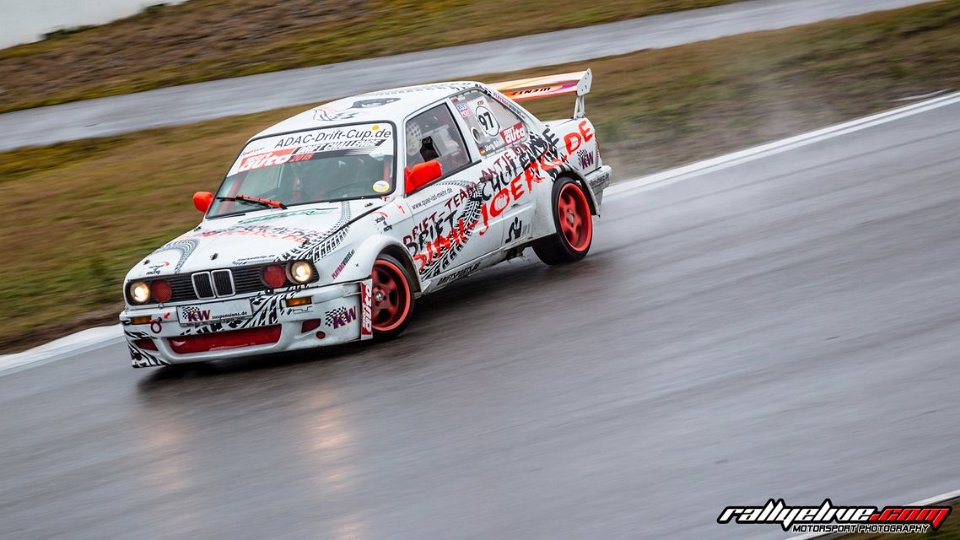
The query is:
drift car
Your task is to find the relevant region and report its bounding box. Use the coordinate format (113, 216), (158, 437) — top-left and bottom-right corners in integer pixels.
(120, 70), (611, 367)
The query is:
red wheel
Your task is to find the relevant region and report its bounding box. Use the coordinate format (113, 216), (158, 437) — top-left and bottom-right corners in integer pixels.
(533, 178), (594, 264)
(557, 182), (593, 252)
(370, 255), (414, 337)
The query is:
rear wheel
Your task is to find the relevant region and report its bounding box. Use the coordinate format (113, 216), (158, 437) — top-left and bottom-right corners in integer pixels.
(370, 255), (414, 339)
(533, 178), (594, 264)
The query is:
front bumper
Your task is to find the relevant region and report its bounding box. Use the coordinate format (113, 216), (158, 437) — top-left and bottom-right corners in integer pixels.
(119, 280), (373, 368)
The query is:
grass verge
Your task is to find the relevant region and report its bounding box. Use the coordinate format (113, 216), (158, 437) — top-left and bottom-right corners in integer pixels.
(2, 1), (960, 352)
(0, 0), (735, 114)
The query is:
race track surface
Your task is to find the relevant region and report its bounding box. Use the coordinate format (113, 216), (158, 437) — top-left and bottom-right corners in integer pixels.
(3, 98), (960, 539)
(0, 0), (935, 152)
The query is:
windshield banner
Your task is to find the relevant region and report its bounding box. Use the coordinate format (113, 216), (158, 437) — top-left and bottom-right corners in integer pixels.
(229, 123), (393, 175)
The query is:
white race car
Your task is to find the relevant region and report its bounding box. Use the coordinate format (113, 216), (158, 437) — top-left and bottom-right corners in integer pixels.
(120, 70), (611, 367)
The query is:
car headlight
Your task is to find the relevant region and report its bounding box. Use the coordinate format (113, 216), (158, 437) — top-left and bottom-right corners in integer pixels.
(289, 260), (314, 284)
(129, 281), (151, 304)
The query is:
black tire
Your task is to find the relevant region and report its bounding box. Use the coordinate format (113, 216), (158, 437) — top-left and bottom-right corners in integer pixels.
(533, 177), (594, 265)
(370, 254), (415, 340)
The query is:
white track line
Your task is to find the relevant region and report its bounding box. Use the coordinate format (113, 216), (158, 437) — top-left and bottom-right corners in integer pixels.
(3, 91), (960, 376)
(785, 488), (960, 539)
(0, 324), (123, 375)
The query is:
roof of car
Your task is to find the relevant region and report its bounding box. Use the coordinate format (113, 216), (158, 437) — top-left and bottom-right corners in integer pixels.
(253, 81), (485, 139)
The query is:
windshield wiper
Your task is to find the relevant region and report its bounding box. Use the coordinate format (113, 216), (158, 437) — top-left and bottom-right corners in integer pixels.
(216, 194), (287, 209)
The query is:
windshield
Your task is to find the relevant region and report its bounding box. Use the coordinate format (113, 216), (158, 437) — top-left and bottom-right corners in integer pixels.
(208, 122), (396, 217)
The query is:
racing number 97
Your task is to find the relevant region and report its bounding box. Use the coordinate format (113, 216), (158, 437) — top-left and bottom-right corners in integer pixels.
(476, 105), (499, 136)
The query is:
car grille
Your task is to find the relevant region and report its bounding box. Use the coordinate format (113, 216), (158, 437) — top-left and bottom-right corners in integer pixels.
(129, 263), (318, 305)
(168, 274), (198, 301)
(169, 266), (275, 303)
(233, 267), (268, 294)
(212, 269), (235, 296)
(192, 272), (215, 299)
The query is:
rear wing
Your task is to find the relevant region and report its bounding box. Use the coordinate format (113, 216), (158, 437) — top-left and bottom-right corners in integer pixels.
(489, 69), (592, 119)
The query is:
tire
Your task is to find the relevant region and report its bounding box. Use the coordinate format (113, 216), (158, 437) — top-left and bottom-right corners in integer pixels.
(533, 177), (594, 265)
(370, 254), (415, 339)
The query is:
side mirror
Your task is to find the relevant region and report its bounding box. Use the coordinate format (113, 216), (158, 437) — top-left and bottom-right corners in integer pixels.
(404, 160), (442, 195)
(193, 191), (213, 213)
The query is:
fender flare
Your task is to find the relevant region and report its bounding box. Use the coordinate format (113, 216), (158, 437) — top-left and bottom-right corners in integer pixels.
(531, 172), (600, 239)
(334, 236), (423, 294)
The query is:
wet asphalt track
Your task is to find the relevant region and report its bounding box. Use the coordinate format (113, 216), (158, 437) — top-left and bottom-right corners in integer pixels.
(4, 102), (960, 540)
(0, 0), (935, 152)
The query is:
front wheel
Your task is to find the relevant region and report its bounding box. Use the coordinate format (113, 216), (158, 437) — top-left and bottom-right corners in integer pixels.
(370, 254), (415, 339)
(533, 178), (594, 265)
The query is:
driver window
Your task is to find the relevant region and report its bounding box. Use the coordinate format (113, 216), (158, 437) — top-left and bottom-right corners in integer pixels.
(405, 104), (470, 179)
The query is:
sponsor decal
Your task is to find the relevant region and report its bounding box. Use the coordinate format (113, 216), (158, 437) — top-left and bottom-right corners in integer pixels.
(144, 260), (171, 276)
(232, 255), (275, 266)
(510, 84), (564, 98)
(365, 82), (473, 96)
(373, 180), (391, 193)
(178, 299), (253, 325)
(238, 148), (295, 173)
(563, 119), (595, 154)
(360, 281), (373, 336)
(455, 101), (472, 116)
(330, 249), (355, 280)
(274, 126), (390, 150)
(507, 216), (523, 243)
(324, 306), (357, 329)
(577, 149), (595, 170)
(240, 145), (267, 157)
(373, 210), (392, 232)
(185, 224), (314, 244)
(500, 122), (527, 146)
(230, 124), (393, 174)
(239, 208), (334, 224)
(181, 306), (212, 323)
(718, 499), (952, 534)
(351, 98), (399, 109)
(300, 138), (388, 153)
(435, 262), (480, 287)
(589, 170), (611, 192)
(409, 186), (453, 211)
(312, 105), (359, 122)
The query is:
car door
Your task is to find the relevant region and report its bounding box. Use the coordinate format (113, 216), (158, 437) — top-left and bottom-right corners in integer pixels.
(402, 102), (503, 282)
(450, 89), (538, 249)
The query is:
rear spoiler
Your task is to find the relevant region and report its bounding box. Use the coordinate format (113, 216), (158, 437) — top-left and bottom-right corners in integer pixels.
(489, 69), (592, 119)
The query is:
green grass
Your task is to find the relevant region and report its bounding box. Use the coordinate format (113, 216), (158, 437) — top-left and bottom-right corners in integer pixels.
(0, 0), (735, 114)
(3, 0), (960, 351)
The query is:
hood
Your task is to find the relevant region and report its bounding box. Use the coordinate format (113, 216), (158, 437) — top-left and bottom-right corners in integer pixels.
(128, 200), (382, 280)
